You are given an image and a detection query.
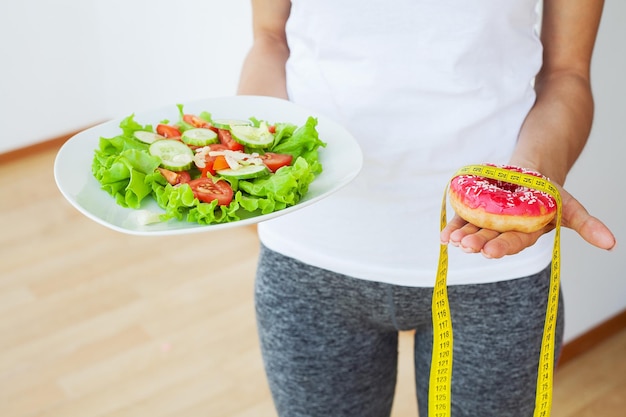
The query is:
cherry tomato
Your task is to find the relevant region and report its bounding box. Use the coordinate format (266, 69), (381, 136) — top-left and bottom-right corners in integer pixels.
(217, 128), (245, 151)
(207, 143), (229, 152)
(157, 168), (191, 185)
(261, 152), (293, 172)
(156, 124), (182, 138)
(186, 143), (202, 151)
(183, 114), (215, 130)
(188, 177), (234, 206)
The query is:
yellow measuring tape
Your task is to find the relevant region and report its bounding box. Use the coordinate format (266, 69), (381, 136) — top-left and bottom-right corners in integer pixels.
(430, 164), (563, 417)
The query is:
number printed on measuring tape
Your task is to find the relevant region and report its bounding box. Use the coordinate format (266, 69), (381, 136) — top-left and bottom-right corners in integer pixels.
(429, 165), (562, 417)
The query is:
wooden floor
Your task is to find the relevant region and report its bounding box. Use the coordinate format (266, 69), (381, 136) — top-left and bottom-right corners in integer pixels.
(1, 144), (624, 417)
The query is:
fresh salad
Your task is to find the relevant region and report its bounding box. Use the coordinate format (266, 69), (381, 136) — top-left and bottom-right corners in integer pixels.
(91, 104), (326, 225)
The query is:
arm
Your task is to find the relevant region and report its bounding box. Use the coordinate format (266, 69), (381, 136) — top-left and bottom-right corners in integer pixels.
(441, 0), (616, 258)
(237, 0), (291, 99)
(512, 0), (603, 184)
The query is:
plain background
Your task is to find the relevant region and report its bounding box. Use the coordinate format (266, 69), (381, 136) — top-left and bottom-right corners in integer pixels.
(0, 0), (623, 342)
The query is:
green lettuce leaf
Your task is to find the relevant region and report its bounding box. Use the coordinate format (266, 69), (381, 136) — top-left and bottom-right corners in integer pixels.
(92, 148), (161, 208)
(238, 157), (316, 213)
(154, 183), (198, 221)
(154, 184), (243, 224)
(119, 113), (153, 138)
(270, 117), (326, 174)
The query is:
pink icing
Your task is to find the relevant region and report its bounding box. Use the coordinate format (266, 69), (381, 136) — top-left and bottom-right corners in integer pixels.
(450, 165), (556, 217)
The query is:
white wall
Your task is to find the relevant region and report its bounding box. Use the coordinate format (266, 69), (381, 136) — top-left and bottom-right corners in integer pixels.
(0, 0), (623, 342)
(0, 1), (108, 148)
(0, 0), (252, 150)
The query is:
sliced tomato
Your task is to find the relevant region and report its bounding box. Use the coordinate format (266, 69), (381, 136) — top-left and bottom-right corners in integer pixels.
(268, 125), (276, 134)
(208, 143), (229, 152)
(217, 128), (245, 151)
(157, 168), (191, 186)
(156, 124), (182, 138)
(260, 152), (293, 172)
(188, 177), (234, 206)
(183, 114), (215, 130)
(186, 143), (202, 151)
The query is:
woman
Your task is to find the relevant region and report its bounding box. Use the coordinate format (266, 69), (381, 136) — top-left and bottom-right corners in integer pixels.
(237, 1), (616, 416)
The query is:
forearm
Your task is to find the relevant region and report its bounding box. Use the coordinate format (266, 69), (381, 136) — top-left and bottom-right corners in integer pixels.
(509, 0), (603, 187)
(510, 71), (594, 186)
(237, 35), (289, 99)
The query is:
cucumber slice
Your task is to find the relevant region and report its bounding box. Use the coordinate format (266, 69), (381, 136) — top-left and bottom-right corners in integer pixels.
(230, 124), (274, 148)
(134, 131), (165, 144)
(149, 140), (194, 171)
(181, 128), (218, 146)
(217, 164), (269, 180)
(212, 118), (252, 130)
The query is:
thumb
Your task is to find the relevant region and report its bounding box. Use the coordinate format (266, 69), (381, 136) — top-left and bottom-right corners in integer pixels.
(559, 187), (616, 250)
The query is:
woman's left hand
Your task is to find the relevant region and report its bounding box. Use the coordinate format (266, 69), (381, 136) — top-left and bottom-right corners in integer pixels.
(440, 184), (616, 259)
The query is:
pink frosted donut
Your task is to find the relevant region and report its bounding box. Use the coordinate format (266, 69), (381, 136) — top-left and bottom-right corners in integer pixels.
(449, 164), (557, 233)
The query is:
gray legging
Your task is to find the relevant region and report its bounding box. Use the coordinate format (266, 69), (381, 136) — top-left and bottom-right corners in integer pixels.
(254, 244), (564, 417)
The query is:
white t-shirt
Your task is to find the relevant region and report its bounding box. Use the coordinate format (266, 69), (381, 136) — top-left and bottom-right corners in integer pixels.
(258, 0), (554, 287)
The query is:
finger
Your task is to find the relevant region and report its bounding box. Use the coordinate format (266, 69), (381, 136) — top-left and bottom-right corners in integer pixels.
(577, 217), (616, 250)
(440, 215), (470, 244)
(480, 229), (544, 259)
(450, 223), (482, 247)
(560, 189), (616, 250)
(458, 228), (500, 254)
